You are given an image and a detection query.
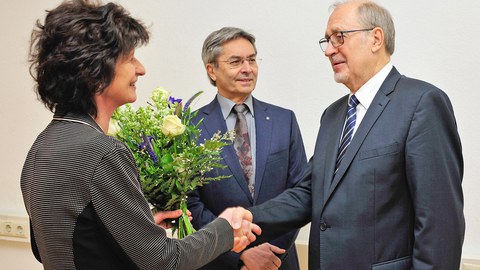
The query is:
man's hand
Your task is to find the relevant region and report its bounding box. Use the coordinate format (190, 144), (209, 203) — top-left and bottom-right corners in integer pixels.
(218, 207), (262, 252)
(240, 243), (285, 270)
(153, 209), (191, 229)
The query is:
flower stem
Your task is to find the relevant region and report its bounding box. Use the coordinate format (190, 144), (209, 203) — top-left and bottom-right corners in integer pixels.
(177, 195), (195, 239)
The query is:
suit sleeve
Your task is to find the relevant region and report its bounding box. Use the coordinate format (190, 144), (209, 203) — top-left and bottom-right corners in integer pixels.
(250, 160), (313, 244)
(286, 112), (308, 189)
(91, 145), (233, 270)
(266, 111), (308, 250)
(406, 88), (464, 269)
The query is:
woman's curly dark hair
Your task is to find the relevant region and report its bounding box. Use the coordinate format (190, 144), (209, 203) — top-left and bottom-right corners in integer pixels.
(29, 0), (149, 117)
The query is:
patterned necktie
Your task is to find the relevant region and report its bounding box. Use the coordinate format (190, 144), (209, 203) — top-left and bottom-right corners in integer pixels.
(233, 104), (254, 195)
(335, 95), (359, 173)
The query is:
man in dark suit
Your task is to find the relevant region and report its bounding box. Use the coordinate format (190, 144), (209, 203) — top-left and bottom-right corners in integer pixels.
(187, 27), (307, 270)
(249, 1), (465, 269)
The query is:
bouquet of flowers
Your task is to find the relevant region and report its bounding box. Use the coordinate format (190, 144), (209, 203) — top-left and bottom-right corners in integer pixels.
(111, 87), (233, 238)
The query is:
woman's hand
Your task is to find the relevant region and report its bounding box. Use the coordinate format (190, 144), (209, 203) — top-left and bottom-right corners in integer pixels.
(153, 209), (192, 229)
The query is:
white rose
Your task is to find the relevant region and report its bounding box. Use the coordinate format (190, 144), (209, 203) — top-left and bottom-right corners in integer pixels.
(108, 119), (121, 136)
(151, 87), (170, 102)
(161, 115), (186, 137)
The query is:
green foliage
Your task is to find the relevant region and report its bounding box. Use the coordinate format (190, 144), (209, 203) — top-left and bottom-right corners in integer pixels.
(112, 88), (233, 238)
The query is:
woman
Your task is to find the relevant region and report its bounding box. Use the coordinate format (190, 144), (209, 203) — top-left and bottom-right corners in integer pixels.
(21, 1), (258, 269)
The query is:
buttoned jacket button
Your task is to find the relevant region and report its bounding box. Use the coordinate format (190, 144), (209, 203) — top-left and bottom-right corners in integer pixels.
(320, 222), (328, 231)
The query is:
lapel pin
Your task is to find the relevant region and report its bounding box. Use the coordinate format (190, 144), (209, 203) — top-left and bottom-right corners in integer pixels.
(266, 116), (270, 120)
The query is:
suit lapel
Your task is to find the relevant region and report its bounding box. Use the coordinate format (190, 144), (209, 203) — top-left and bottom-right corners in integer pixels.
(252, 99), (272, 203)
(199, 99), (253, 202)
(325, 68), (401, 203)
(323, 97), (349, 201)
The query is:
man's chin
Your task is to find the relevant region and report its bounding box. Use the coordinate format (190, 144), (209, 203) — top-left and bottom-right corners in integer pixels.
(334, 73), (347, 84)
(237, 86), (255, 95)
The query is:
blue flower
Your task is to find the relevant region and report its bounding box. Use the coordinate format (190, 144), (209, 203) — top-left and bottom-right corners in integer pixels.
(169, 96), (182, 104)
(139, 135), (158, 164)
(137, 135), (152, 149)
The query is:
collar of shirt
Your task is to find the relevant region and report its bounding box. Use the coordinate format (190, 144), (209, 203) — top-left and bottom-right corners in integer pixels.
(346, 62), (393, 138)
(353, 62), (393, 111)
(217, 93), (254, 120)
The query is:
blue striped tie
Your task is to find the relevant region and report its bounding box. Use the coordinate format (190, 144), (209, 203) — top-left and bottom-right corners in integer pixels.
(335, 95), (359, 173)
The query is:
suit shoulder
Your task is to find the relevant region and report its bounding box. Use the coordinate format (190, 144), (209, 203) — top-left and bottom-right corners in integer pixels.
(194, 102), (211, 112)
(392, 76), (455, 110)
(325, 95), (348, 112)
(191, 101), (215, 124)
(254, 99), (295, 116)
(397, 75), (445, 95)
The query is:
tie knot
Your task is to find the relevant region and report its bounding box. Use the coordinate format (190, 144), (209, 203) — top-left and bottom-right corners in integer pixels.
(233, 104), (248, 114)
(349, 95), (359, 108)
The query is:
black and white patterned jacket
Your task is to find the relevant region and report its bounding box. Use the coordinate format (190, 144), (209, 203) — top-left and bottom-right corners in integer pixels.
(21, 112), (232, 270)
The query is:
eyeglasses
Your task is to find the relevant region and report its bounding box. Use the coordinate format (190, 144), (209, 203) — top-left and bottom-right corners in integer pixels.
(212, 56), (262, 69)
(319, 28), (374, 52)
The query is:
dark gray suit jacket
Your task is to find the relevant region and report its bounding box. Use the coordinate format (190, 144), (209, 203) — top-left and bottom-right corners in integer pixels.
(188, 97), (307, 269)
(251, 67), (465, 270)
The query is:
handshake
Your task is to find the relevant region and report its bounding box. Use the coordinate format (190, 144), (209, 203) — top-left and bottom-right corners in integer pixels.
(217, 207), (262, 252)
(155, 207), (261, 252)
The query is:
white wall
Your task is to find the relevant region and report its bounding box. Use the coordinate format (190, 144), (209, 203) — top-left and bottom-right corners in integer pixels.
(1, 0), (479, 268)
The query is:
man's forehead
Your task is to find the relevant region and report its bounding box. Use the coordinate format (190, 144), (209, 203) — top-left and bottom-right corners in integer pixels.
(325, 7), (359, 34)
(219, 42), (256, 58)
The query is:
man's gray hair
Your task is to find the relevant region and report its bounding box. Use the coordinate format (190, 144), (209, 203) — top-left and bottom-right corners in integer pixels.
(331, 0), (395, 55)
